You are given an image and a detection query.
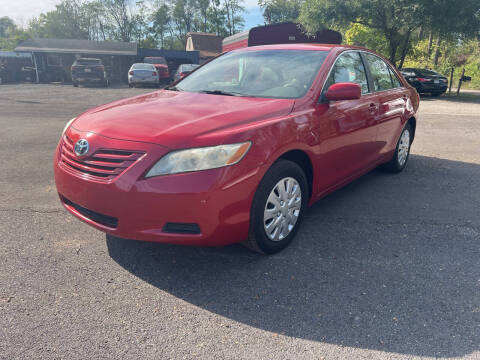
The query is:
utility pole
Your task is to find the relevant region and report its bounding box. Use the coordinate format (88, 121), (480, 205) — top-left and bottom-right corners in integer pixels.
(456, 68), (465, 96)
(448, 68), (454, 95)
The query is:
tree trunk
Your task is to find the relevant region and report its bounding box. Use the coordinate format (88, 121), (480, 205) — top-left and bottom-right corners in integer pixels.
(418, 25), (424, 41)
(398, 30), (412, 69)
(433, 35), (441, 66)
(427, 31), (433, 57)
(457, 68), (465, 96)
(449, 67), (454, 94)
(388, 39), (398, 67)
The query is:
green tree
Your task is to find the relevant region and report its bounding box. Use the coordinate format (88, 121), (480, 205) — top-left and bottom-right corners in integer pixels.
(223, 0), (245, 35)
(0, 17), (16, 38)
(151, 2), (171, 48)
(299, 0), (425, 66)
(196, 0), (211, 32)
(0, 17), (30, 51)
(101, 0), (135, 42)
(258, 0), (302, 25)
(299, 0), (480, 67)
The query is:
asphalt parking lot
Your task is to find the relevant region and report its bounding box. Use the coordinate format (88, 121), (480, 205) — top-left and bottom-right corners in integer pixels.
(1, 84), (479, 360)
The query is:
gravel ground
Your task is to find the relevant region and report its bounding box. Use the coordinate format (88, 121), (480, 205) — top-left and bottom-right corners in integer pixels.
(1, 84), (479, 360)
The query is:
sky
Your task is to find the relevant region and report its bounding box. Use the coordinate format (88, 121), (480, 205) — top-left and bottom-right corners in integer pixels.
(0, 0), (265, 30)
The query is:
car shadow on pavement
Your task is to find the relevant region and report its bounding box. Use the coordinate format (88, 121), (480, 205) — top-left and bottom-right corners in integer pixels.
(106, 154), (480, 358)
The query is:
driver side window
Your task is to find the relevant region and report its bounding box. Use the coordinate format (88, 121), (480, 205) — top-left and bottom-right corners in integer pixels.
(324, 52), (369, 96)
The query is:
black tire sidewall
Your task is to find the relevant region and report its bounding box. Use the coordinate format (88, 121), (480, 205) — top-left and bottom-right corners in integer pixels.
(250, 160), (308, 254)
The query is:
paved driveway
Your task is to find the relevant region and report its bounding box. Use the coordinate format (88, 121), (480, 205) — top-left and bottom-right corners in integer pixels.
(1, 85), (479, 359)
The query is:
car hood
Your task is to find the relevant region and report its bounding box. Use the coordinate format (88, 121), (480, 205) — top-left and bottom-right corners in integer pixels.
(72, 90), (294, 149)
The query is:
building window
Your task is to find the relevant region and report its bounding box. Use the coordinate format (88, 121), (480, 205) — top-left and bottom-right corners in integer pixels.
(47, 55), (62, 67)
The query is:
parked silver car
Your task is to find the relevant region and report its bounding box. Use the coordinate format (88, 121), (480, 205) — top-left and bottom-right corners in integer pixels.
(128, 63), (159, 87)
(173, 64), (200, 82)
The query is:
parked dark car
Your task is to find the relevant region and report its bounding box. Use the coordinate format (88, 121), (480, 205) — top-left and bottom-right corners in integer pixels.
(173, 64), (199, 81)
(399, 68), (448, 96)
(71, 58), (109, 87)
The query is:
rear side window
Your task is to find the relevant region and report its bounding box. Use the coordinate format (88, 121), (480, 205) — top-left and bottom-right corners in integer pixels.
(132, 64), (155, 70)
(364, 53), (393, 92)
(145, 57), (167, 65)
(389, 68), (402, 88)
(75, 59), (101, 66)
(324, 52), (369, 95)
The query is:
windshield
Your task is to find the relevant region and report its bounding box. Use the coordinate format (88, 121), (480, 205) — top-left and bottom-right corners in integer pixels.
(175, 50), (329, 99)
(132, 63), (155, 70)
(144, 57), (167, 65)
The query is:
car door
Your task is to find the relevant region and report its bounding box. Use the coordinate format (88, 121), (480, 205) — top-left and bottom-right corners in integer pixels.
(362, 53), (408, 156)
(314, 51), (380, 191)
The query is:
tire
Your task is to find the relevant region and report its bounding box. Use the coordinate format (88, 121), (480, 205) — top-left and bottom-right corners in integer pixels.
(73, 82), (78, 87)
(381, 123), (413, 173)
(244, 159), (308, 254)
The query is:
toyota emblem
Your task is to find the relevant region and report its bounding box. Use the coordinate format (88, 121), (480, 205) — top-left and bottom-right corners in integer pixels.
(74, 139), (89, 157)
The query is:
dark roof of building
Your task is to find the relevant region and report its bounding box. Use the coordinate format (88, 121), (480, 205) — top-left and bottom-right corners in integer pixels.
(15, 38), (137, 55)
(186, 32), (222, 54)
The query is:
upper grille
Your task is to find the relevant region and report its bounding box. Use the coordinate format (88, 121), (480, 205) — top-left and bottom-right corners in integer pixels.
(60, 135), (144, 182)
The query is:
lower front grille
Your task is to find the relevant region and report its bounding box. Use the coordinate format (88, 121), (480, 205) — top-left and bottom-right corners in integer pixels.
(62, 196), (118, 228)
(162, 222), (201, 234)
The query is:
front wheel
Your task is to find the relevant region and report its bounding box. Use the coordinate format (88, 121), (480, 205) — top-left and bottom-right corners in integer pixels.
(381, 123), (412, 173)
(244, 159), (308, 254)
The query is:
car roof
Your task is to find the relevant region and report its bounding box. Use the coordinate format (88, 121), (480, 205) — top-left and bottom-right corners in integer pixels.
(76, 58), (101, 61)
(132, 63), (154, 66)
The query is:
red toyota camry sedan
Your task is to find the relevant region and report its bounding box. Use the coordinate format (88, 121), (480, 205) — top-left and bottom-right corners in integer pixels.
(54, 44), (419, 254)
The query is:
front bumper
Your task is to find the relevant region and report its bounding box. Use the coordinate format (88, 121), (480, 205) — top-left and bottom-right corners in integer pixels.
(54, 128), (262, 246)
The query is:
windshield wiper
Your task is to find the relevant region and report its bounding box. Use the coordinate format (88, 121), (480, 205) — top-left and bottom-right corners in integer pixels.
(165, 85), (183, 91)
(198, 89), (243, 96)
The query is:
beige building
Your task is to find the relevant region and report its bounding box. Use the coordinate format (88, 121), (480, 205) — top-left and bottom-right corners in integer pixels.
(186, 32), (223, 63)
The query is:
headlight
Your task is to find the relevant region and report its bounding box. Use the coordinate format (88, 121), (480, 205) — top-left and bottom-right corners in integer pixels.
(146, 141), (252, 177)
(62, 117), (76, 135)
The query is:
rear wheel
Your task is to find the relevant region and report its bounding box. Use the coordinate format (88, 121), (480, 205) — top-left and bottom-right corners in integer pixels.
(244, 159), (308, 254)
(381, 123), (412, 173)
(72, 81), (78, 87)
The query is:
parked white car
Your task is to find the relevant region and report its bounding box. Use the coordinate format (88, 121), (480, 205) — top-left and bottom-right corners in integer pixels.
(128, 63), (159, 87)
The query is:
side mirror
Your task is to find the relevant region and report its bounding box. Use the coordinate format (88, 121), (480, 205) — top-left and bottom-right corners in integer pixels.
(325, 82), (361, 101)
